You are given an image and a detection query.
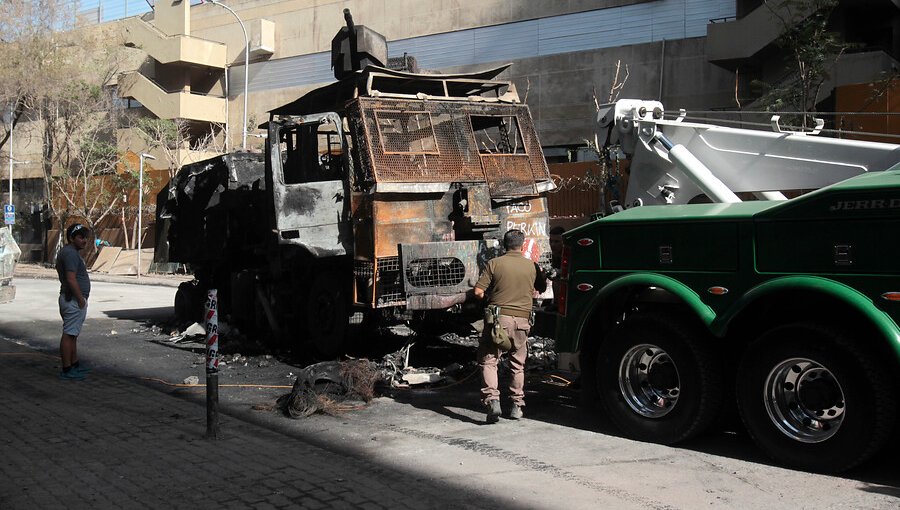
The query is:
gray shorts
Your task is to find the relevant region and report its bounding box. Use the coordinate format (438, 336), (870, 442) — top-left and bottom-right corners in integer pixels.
(59, 294), (88, 336)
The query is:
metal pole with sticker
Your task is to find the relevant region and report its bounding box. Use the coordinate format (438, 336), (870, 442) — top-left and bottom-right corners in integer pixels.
(205, 289), (220, 439)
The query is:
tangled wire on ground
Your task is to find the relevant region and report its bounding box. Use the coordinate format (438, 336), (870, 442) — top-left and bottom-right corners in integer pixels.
(277, 360), (380, 418)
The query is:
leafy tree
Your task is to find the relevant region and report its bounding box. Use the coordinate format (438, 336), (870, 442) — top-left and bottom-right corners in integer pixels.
(0, 1), (130, 255)
(41, 81), (131, 255)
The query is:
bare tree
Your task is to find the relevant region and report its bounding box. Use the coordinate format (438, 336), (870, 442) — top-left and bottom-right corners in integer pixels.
(754, 0), (849, 128)
(131, 117), (225, 180)
(124, 117), (224, 250)
(565, 59), (631, 215)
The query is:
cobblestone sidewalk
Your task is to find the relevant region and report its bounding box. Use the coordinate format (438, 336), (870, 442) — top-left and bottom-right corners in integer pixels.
(0, 340), (502, 510)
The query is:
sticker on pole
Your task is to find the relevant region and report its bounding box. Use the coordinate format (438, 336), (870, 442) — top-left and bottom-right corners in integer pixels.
(3, 204), (13, 225)
(204, 289), (219, 373)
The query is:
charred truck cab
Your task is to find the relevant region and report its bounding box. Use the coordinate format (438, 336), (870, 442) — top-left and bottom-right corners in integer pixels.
(161, 13), (554, 357)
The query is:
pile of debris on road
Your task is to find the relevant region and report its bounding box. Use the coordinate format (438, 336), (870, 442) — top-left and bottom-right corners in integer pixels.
(274, 332), (559, 418)
(146, 316), (559, 418)
(277, 360), (378, 418)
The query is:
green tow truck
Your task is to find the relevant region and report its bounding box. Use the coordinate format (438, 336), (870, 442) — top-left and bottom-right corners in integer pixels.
(557, 107), (900, 471)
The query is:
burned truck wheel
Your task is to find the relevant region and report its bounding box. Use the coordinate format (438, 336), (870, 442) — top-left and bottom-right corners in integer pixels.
(304, 271), (349, 359)
(597, 312), (723, 444)
(174, 281), (205, 328)
(736, 322), (897, 473)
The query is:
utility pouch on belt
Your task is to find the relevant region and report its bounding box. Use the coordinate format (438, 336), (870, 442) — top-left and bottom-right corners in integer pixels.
(484, 305), (512, 351)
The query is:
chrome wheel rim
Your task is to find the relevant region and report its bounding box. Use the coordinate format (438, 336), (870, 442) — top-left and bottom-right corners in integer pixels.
(618, 343), (680, 418)
(764, 358), (845, 443)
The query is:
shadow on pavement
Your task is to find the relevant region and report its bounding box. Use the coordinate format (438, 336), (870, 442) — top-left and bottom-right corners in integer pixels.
(104, 306), (175, 322)
(0, 336), (539, 510)
(388, 340), (900, 489)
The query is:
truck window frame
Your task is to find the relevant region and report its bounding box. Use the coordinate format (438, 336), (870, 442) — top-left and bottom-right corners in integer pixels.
(273, 113), (347, 185)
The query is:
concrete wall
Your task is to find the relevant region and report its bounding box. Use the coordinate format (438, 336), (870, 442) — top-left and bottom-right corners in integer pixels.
(445, 37), (735, 147)
(188, 0), (654, 63)
(182, 0), (738, 149)
(228, 37), (735, 151)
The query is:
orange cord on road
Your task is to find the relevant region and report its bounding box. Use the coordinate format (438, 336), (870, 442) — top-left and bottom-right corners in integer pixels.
(546, 374), (573, 386)
(0, 353), (294, 389)
(138, 376), (292, 389)
(0, 352), (58, 359)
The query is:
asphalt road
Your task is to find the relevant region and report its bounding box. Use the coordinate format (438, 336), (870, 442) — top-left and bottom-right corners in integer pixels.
(1, 277), (899, 509)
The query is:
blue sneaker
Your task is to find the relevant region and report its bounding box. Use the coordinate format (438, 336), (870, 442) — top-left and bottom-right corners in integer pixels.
(59, 369), (86, 381)
(72, 364), (92, 375)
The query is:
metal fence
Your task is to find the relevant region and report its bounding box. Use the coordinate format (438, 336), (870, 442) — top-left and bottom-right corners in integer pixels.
(545, 161), (631, 220)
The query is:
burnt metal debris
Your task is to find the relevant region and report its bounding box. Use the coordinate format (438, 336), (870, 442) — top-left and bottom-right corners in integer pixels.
(141, 313), (557, 418)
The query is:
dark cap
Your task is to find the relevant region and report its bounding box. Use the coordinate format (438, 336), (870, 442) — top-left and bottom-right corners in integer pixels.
(66, 223), (90, 240)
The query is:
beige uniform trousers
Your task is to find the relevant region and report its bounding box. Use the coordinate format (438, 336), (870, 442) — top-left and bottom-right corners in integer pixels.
(478, 315), (530, 406)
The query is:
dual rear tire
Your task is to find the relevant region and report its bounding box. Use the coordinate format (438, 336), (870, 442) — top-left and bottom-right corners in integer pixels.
(736, 322), (897, 472)
(591, 315), (896, 472)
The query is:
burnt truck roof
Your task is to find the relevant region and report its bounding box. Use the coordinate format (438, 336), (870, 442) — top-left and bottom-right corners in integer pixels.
(268, 63), (518, 116)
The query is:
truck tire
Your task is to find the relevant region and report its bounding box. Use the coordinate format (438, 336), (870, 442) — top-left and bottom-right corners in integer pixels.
(174, 281), (204, 327)
(736, 322), (897, 473)
(597, 312), (723, 444)
(304, 271), (349, 359)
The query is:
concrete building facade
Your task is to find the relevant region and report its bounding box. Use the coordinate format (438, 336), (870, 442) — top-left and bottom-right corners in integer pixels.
(120, 0), (741, 155)
(5, 0), (899, 259)
(119, 0), (899, 156)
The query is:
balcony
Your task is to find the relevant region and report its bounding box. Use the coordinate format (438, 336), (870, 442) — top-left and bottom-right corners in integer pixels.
(707, 0), (817, 66)
(123, 17), (226, 69)
(118, 72), (226, 124)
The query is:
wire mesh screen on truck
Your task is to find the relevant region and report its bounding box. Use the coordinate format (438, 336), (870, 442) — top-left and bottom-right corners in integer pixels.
(354, 98), (550, 197)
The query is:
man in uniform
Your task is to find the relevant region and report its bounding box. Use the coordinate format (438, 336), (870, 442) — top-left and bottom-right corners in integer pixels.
(56, 223), (92, 380)
(473, 229), (547, 423)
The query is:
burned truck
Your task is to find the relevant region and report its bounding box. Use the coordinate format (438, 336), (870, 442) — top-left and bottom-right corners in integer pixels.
(161, 16), (554, 358)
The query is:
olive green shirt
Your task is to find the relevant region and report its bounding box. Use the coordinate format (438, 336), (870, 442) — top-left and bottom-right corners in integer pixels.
(475, 251), (542, 318)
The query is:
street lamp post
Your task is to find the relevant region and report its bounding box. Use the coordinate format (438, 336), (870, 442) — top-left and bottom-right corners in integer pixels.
(7, 103), (14, 207)
(137, 153), (156, 280)
(204, 0), (249, 151)
(7, 159), (30, 218)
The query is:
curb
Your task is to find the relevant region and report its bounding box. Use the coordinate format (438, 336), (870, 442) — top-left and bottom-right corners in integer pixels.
(13, 263), (191, 288)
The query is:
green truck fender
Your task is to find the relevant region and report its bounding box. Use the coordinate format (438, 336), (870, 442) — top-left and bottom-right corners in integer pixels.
(566, 273), (900, 359)
(566, 272), (716, 353)
(715, 275), (900, 358)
